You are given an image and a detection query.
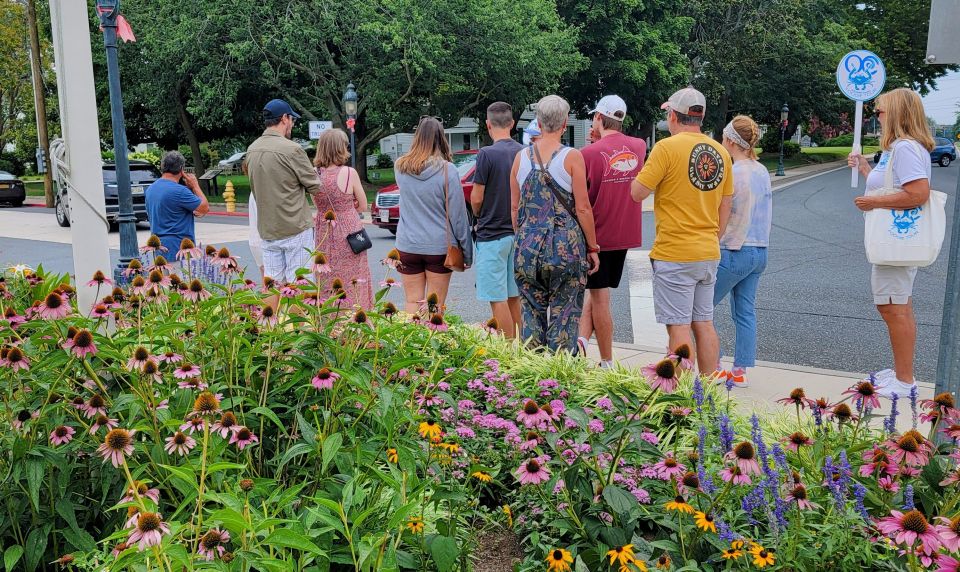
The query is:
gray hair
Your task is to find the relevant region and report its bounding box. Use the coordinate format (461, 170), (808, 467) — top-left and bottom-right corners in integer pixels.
(535, 95), (570, 134)
(160, 151), (186, 175)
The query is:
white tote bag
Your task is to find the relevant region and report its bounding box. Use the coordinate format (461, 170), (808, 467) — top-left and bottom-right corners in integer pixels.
(863, 142), (948, 267)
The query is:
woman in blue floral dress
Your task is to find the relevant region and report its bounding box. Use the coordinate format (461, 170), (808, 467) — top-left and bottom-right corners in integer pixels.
(509, 95), (601, 353)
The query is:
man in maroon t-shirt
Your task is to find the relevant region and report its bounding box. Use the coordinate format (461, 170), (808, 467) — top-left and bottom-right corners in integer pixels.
(577, 95), (647, 368)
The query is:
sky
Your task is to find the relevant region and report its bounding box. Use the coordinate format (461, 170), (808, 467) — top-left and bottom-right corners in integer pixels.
(922, 69), (960, 125)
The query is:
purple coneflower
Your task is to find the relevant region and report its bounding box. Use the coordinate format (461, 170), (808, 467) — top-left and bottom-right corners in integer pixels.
(91, 304), (112, 318)
(1, 347), (30, 372)
(173, 363), (201, 379)
(859, 447), (895, 477)
(719, 465), (751, 485)
(669, 344), (694, 370)
(90, 414), (118, 435)
(176, 238), (203, 261)
(144, 270), (171, 294)
(127, 512), (169, 551)
(229, 426), (258, 450)
(652, 454), (686, 481)
(98, 428), (135, 467)
(164, 431), (196, 456)
(127, 346), (152, 371)
(842, 381), (882, 411)
(920, 392), (960, 424)
(140, 235), (166, 254)
(936, 516), (960, 553)
(258, 305), (278, 327)
(211, 247), (239, 270)
(516, 400), (551, 428)
(38, 292), (70, 319)
(427, 313), (448, 332)
(12, 409), (36, 430)
(726, 442), (762, 476)
(2, 306), (26, 328)
(191, 391), (222, 418)
(775, 387), (814, 409)
(177, 377), (208, 391)
(82, 394), (108, 419)
(782, 431), (814, 452)
(515, 458), (551, 485)
(642, 359), (678, 393)
(311, 368), (340, 390)
(878, 475), (900, 492)
(311, 252), (331, 274)
(182, 279), (211, 302)
(49, 425), (75, 446)
(211, 412), (241, 438)
(158, 351), (183, 364)
(86, 270), (113, 287)
(876, 509), (943, 557)
(66, 329), (97, 358)
(382, 248), (402, 269)
(197, 528), (230, 561)
(149, 256), (173, 274)
(784, 484), (817, 510)
(884, 430), (933, 467)
(122, 481), (160, 504)
(180, 417), (205, 435)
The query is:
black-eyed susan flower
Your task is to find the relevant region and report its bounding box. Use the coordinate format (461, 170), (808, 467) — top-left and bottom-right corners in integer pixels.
(387, 448), (398, 463)
(471, 471), (492, 483)
(545, 548), (573, 571)
(694, 511), (716, 533)
(418, 420), (442, 440)
(405, 516), (424, 534)
(721, 544), (742, 560)
(749, 543), (775, 568)
(664, 495), (694, 514)
(503, 505), (512, 527)
(606, 544), (636, 566)
(655, 554), (671, 569)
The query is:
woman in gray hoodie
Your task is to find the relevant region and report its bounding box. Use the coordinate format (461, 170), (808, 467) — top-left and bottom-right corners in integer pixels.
(394, 117), (473, 314)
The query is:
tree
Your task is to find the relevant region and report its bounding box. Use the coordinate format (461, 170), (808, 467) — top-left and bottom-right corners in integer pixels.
(231, 0), (583, 181)
(0, 2), (33, 173)
(556, 0), (691, 134)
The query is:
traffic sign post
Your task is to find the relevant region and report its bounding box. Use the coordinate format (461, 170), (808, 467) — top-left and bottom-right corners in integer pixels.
(836, 50), (885, 188)
(308, 120), (333, 140)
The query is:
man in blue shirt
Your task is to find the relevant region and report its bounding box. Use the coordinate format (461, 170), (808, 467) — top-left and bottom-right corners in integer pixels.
(145, 151), (210, 255)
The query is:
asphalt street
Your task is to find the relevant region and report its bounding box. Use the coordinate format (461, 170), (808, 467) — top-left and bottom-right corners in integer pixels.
(0, 161), (956, 379)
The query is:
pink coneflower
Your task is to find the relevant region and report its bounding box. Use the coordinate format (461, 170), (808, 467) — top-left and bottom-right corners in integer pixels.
(177, 377), (208, 391)
(775, 387), (815, 409)
(258, 305), (278, 327)
(842, 381), (882, 410)
(127, 346), (152, 370)
(66, 329), (97, 358)
(91, 304), (112, 318)
(86, 270), (113, 287)
(0, 347), (30, 372)
(382, 248), (402, 269)
(782, 431), (814, 452)
(942, 423), (960, 441)
(158, 351), (183, 364)
(149, 255), (174, 274)
(122, 481), (160, 505)
(82, 394), (108, 419)
(197, 528), (230, 561)
(515, 458), (551, 485)
(127, 512), (169, 551)
(140, 235), (166, 254)
(89, 414), (118, 435)
(519, 431), (542, 451)
(920, 393), (960, 424)
(98, 428), (135, 467)
(427, 313), (448, 332)
(784, 484), (818, 510)
(173, 363), (201, 379)
(311, 368), (340, 390)
(652, 454), (686, 481)
(940, 467), (960, 487)
(12, 409), (36, 430)
(49, 425), (75, 446)
(380, 278), (400, 288)
(38, 292), (70, 319)
(876, 510), (943, 557)
(936, 516), (960, 552)
(884, 431), (933, 467)
(726, 442), (762, 476)
(182, 279), (211, 302)
(937, 554), (960, 572)
(719, 465), (752, 485)
(669, 406), (692, 418)
(180, 417), (205, 435)
(141, 359), (163, 383)
(176, 238), (203, 261)
(878, 475), (900, 492)
(164, 431), (196, 456)
(211, 412), (241, 438)
(860, 447), (895, 477)
(311, 252), (331, 274)
(144, 270), (171, 294)
(516, 400), (551, 428)
(191, 392), (222, 418)
(642, 359), (678, 393)
(2, 306), (26, 328)
(828, 403), (857, 423)
(229, 426), (258, 450)
(211, 247), (239, 270)
(669, 344), (694, 370)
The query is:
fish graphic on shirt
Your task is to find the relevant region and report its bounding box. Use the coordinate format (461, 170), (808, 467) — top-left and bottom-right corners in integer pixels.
(601, 147), (640, 177)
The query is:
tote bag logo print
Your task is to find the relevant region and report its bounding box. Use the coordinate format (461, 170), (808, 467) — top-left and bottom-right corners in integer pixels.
(890, 207), (922, 239)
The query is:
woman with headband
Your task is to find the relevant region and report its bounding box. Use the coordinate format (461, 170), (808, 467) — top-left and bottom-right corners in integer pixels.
(712, 115), (772, 388)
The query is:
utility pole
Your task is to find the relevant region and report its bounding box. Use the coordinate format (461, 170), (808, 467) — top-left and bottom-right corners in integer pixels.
(25, 0), (53, 207)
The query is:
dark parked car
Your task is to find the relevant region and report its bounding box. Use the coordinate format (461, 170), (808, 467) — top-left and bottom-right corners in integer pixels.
(0, 171), (26, 207)
(873, 137), (957, 167)
(371, 150), (478, 235)
(56, 160), (157, 228)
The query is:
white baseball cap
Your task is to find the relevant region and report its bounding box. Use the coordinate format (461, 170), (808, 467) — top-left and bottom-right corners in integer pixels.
(588, 95), (627, 121)
(661, 87), (706, 116)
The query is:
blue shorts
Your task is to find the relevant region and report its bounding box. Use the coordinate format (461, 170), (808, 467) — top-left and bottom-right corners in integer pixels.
(475, 235), (519, 302)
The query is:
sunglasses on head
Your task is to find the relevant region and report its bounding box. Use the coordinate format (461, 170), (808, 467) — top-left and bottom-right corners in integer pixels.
(419, 115), (443, 124)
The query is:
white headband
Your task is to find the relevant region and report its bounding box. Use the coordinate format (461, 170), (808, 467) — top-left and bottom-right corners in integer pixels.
(723, 122), (750, 150)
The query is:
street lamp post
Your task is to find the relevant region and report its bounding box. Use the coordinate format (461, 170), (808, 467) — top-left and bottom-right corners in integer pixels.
(97, 0), (137, 283)
(775, 103), (789, 177)
(343, 83), (358, 169)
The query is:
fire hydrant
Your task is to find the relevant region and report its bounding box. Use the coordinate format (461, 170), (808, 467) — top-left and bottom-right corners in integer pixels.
(223, 180), (236, 213)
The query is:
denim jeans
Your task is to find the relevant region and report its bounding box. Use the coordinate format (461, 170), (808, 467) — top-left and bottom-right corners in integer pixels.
(713, 247), (768, 368)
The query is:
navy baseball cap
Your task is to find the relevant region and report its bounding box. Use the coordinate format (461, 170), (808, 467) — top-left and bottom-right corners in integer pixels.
(263, 99), (301, 120)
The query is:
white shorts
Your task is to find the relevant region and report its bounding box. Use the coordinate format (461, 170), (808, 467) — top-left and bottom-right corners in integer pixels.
(262, 227), (314, 283)
(871, 264), (918, 305)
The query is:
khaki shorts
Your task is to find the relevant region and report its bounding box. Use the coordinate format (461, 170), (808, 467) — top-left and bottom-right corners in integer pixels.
(651, 259), (720, 325)
(872, 264), (918, 305)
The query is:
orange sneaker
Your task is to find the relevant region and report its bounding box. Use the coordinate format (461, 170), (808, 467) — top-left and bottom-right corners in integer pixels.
(729, 368), (749, 388)
(709, 369), (731, 385)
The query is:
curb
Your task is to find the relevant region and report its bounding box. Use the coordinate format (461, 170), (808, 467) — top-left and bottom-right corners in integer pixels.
(770, 161), (848, 192)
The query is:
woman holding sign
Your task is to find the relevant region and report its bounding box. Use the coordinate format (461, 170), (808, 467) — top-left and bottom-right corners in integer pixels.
(847, 88), (936, 398)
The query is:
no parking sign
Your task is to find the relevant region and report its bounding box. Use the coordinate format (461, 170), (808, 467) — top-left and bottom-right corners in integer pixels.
(836, 50), (886, 187)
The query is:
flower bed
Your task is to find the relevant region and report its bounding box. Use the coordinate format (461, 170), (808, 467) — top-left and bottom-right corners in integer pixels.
(1, 248), (959, 572)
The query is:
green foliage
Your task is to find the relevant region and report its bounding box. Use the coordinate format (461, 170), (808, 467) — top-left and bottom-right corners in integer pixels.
(824, 134), (880, 147)
(782, 141), (801, 158)
(376, 154), (394, 169)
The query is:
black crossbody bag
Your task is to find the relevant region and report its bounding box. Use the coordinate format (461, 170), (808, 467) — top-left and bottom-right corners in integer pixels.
(532, 144), (585, 240)
(322, 167), (372, 254)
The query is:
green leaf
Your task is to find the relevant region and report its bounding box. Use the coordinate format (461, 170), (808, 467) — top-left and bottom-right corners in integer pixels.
(61, 528), (97, 552)
(206, 462), (247, 474)
(279, 442), (315, 468)
(428, 535), (458, 572)
(209, 507), (251, 535)
(263, 529), (325, 555)
(24, 526), (49, 572)
(602, 485), (635, 516)
(297, 411), (317, 446)
(25, 459), (43, 512)
(321, 433), (343, 474)
(55, 499), (80, 534)
(4, 546), (23, 572)
(251, 406), (287, 434)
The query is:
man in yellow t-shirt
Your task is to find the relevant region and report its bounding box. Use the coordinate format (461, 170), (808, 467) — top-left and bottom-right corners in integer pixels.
(630, 87), (733, 377)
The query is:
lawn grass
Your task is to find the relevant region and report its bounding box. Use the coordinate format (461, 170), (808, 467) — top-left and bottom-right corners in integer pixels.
(757, 145), (879, 172)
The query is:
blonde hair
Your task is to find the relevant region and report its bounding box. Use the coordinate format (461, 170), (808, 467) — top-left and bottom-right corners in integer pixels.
(395, 117), (451, 175)
(878, 88), (935, 152)
(730, 115), (761, 160)
(313, 129), (351, 168)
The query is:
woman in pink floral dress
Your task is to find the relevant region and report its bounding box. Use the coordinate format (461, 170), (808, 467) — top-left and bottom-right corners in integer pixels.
(312, 129), (373, 308)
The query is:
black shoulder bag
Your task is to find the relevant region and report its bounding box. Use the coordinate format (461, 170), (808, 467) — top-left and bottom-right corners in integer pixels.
(532, 144), (585, 240)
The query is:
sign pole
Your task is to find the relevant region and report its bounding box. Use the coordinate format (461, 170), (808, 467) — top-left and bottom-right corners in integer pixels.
(851, 100), (864, 188)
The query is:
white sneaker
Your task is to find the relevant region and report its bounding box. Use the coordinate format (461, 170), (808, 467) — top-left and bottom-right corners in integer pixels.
(867, 369), (895, 388)
(599, 360), (615, 369)
(876, 379), (915, 399)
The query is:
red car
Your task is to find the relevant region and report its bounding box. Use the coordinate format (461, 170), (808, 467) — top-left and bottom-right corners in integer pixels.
(372, 150), (478, 234)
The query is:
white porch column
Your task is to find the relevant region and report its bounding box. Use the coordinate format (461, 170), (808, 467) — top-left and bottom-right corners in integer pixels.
(49, 0), (111, 312)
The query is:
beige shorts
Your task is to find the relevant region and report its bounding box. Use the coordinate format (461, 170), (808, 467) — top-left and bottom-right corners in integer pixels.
(871, 264), (918, 305)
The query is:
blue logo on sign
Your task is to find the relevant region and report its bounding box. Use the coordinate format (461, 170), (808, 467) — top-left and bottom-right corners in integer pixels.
(836, 50), (886, 101)
(890, 207), (922, 239)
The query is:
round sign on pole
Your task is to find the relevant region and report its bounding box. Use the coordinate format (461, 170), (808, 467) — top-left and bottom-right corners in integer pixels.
(836, 50), (886, 102)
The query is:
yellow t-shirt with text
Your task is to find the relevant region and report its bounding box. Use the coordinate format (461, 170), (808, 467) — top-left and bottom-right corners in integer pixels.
(634, 132), (734, 262)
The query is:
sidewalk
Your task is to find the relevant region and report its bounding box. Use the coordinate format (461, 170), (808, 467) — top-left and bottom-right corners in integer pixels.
(587, 339), (933, 433)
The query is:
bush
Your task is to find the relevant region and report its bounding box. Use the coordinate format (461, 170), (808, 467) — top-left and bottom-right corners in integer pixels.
(376, 153), (394, 169)
(761, 129), (801, 157)
(824, 134), (879, 147)
(129, 149), (162, 169)
(782, 141), (801, 158)
(0, 258), (958, 571)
